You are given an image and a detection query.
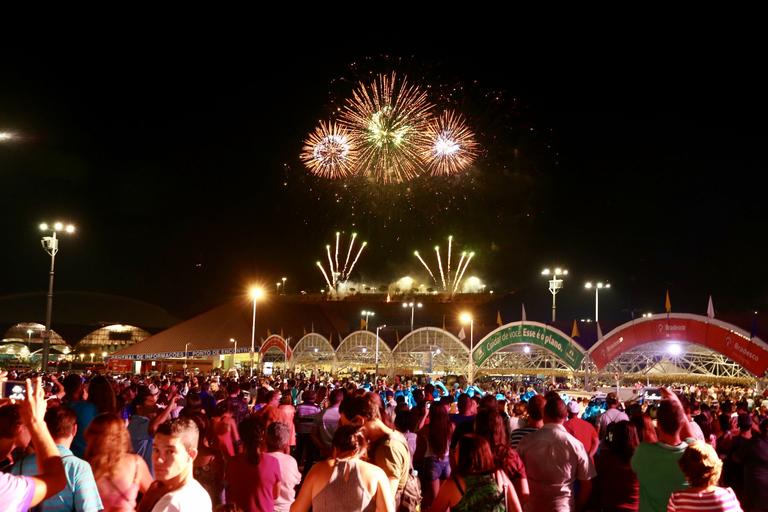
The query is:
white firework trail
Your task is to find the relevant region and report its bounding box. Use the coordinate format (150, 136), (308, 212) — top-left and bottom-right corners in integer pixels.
(325, 245), (336, 287)
(435, 246), (447, 290)
(316, 261), (333, 291)
(347, 241), (367, 277)
(342, 232), (357, 276)
(447, 235), (453, 283)
(414, 250), (437, 284)
(334, 232), (340, 274)
(452, 251), (466, 291)
(452, 251), (475, 294)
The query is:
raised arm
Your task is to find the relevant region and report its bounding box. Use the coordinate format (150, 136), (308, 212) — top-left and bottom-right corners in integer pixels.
(21, 377), (67, 506)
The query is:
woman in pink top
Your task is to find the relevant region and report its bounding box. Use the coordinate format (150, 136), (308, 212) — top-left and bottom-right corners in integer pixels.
(85, 413), (153, 512)
(226, 416), (281, 512)
(277, 395), (296, 447)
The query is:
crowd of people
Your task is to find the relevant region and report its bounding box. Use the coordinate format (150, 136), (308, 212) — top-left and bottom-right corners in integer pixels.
(1, 368), (767, 512)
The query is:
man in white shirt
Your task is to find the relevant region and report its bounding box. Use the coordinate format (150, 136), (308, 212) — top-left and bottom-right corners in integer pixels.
(518, 393), (595, 512)
(146, 417), (211, 512)
(597, 392), (629, 441)
(267, 422), (301, 512)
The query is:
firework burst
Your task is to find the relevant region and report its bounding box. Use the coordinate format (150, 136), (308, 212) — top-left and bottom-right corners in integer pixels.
(316, 231), (367, 292)
(300, 121), (357, 179)
(339, 73), (435, 184)
(422, 110), (479, 176)
(414, 235), (475, 295)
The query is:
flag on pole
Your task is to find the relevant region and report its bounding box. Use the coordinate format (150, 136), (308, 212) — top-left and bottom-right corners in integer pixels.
(442, 314), (446, 330)
(280, 328), (284, 338)
(303, 326), (307, 336)
(360, 318), (366, 330)
(596, 321), (603, 339)
(521, 304), (527, 322)
(267, 329), (272, 336)
(665, 290), (672, 313)
(496, 310), (503, 327)
(751, 312), (758, 339)
(458, 326), (466, 340)
(707, 296), (715, 319)
(396, 330), (400, 343)
(571, 319), (580, 338)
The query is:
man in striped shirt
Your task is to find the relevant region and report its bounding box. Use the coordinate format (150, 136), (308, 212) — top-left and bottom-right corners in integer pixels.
(510, 395), (545, 449)
(11, 406), (102, 512)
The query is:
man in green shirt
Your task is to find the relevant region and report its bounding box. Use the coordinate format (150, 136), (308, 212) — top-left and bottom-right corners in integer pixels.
(631, 389), (693, 512)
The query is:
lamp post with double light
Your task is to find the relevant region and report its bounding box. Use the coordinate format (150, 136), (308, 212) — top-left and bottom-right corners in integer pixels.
(361, 310), (375, 331)
(541, 267), (568, 323)
(460, 312), (474, 384)
(584, 281), (611, 323)
(39, 221), (76, 372)
(249, 286), (265, 377)
(402, 302), (422, 331)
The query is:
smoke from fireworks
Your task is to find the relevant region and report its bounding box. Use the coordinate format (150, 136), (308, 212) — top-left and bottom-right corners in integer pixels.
(414, 236), (475, 294)
(316, 231), (367, 292)
(300, 122), (357, 179)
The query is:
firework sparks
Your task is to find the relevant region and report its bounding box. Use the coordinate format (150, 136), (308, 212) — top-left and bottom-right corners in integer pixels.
(414, 236), (475, 294)
(422, 110), (479, 176)
(316, 232), (368, 292)
(339, 73), (435, 184)
(300, 121), (357, 179)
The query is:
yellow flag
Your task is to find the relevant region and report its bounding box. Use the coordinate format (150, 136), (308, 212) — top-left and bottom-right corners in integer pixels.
(665, 290), (672, 313)
(267, 329), (272, 336)
(571, 319), (580, 338)
(496, 310), (503, 327)
(360, 318), (366, 330)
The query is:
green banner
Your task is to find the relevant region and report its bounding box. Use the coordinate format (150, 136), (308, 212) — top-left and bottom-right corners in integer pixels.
(473, 322), (584, 369)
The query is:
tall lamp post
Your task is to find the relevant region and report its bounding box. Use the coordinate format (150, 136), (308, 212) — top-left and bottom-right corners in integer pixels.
(281, 277), (287, 294)
(375, 324), (387, 377)
(584, 281), (611, 323)
(39, 221), (76, 372)
(361, 310), (375, 331)
(249, 286), (265, 377)
(229, 338), (237, 370)
(460, 312), (474, 384)
(402, 302), (422, 331)
(541, 267), (568, 322)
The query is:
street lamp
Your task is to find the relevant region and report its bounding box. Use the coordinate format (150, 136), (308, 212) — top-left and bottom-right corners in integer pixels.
(282, 277), (287, 294)
(402, 302), (423, 331)
(249, 286), (265, 377)
(541, 267), (568, 322)
(460, 312), (474, 384)
(361, 310), (375, 331)
(584, 281), (611, 322)
(642, 312), (653, 318)
(229, 338), (237, 370)
(375, 324), (387, 376)
(276, 282), (281, 294)
(39, 221), (76, 372)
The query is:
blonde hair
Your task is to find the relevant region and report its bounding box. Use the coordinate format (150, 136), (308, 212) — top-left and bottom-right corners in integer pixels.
(678, 441), (722, 487)
(84, 413), (132, 481)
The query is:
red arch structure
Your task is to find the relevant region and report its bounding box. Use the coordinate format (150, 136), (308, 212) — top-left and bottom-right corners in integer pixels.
(588, 313), (768, 378)
(259, 335), (293, 359)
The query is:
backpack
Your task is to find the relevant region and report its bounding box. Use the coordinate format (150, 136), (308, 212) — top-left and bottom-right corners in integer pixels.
(397, 467), (422, 512)
(452, 473), (506, 512)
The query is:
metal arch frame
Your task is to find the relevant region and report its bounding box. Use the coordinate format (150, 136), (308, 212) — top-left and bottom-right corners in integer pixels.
(262, 346), (289, 363)
(335, 330), (392, 370)
(599, 341), (755, 380)
(291, 333), (336, 370)
(476, 346), (573, 375)
(392, 327), (469, 375)
(77, 325), (151, 350)
(3, 322), (69, 347)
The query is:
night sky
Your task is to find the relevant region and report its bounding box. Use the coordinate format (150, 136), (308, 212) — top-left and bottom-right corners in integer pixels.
(1, 31), (766, 324)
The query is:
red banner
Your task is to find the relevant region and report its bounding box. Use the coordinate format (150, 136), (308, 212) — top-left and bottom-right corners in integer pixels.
(259, 335), (293, 359)
(107, 359), (133, 373)
(590, 314), (768, 377)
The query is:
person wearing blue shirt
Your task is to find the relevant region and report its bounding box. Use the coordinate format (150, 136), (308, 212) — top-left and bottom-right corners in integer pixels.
(61, 375), (97, 459)
(11, 406), (102, 512)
